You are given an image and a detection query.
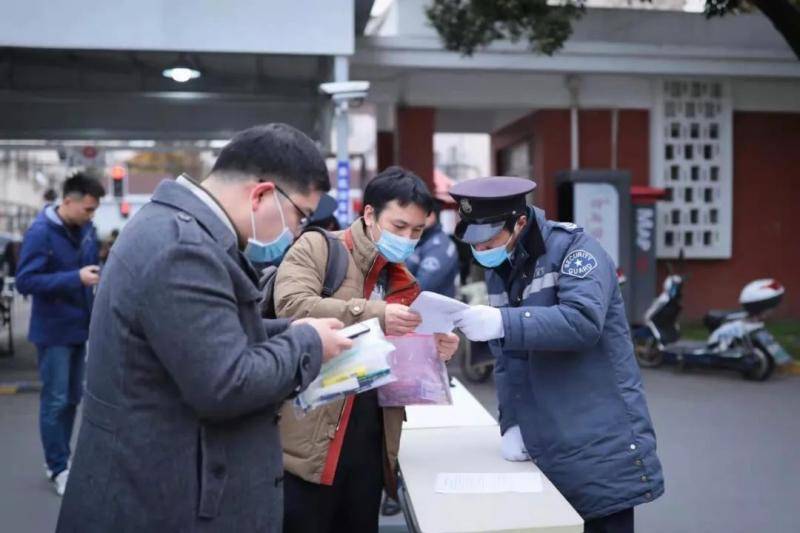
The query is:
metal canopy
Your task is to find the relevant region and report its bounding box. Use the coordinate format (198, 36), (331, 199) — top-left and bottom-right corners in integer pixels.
(0, 48), (333, 140)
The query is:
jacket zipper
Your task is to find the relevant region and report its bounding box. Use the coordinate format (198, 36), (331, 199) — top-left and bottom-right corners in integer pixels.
(335, 400), (347, 431)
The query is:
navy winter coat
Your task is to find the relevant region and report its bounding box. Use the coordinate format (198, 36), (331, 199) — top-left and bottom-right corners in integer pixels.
(16, 205), (99, 346)
(488, 207), (664, 520)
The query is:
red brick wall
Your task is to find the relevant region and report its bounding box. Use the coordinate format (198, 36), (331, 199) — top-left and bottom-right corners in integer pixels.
(662, 112), (800, 320)
(491, 107), (800, 320)
(492, 109), (651, 216)
(396, 107), (435, 193)
(490, 112), (536, 175)
(617, 110), (650, 188)
(491, 110), (571, 215)
(376, 131), (395, 172)
(532, 110), (572, 216)
(579, 110), (612, 169)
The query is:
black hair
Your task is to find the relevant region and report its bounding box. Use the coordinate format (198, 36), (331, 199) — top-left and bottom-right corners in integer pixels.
(209, 123), (330, 194)
(363, 166), (435, 217)
(309, 216), (341, 232)
(503, 215), (519, 232)
(43, 188), (57, 203)
(63, 173), (105, 200)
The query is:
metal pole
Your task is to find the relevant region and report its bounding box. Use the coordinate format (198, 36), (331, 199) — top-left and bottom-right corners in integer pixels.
(566, 75), (580, 170)
(333, 56), (351, 227)
(611, 108), (619, 170)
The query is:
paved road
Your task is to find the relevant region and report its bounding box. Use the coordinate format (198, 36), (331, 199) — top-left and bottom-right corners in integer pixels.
(636, 365), (800, 533)
(2, 318), (798, 532)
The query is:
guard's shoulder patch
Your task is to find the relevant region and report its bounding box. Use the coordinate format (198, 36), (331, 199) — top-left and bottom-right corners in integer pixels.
(552, 221), (583, 233)
(420, 256), (441, 271)
(561, 249), (598, 279)
(175, 212), (203, 244)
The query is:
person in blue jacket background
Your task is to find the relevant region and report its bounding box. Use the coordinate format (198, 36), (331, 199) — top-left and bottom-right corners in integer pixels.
(452, 176), (663, 533)
(405, 201), (459, 298)
(16, 173), (105, 496)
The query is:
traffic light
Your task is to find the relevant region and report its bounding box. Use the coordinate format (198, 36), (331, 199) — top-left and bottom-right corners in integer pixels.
(110, 165), (127, 198)
(119, 200), (131, 219)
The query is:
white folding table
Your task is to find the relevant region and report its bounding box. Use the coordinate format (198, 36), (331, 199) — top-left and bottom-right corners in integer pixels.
(398, 379), (583, 533)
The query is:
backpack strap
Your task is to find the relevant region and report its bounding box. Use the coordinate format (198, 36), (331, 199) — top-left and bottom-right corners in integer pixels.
(257, 228), (349, 320)
(301, 227), (349, 298)
(257, 265), (279, 319)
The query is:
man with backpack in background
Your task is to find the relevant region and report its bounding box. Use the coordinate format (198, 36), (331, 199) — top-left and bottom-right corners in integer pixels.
(273, 166), (460, 533)
(16, 173), (105, 496)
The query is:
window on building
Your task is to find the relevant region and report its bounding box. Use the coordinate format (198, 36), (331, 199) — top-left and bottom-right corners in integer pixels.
(497, 140), (531, 180)
(652, 79), (732, 259)
(434, 133), (491, 183)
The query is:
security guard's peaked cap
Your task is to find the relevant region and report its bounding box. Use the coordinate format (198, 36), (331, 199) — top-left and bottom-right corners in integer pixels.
(450, 176), (536, 244)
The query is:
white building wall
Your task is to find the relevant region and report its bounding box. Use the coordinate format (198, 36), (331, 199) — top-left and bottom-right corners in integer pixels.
(0, 0), (354, 56)
(0, 151), (61, 208)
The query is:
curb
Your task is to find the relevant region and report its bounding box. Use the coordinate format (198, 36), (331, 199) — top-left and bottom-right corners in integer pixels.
(776, 362), (800, 377)
(785, 362), (800, 376)
(0, 381), (42, 395)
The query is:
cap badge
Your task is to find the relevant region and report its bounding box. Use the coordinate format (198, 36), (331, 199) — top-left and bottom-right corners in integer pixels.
(460, 198), (473, 214)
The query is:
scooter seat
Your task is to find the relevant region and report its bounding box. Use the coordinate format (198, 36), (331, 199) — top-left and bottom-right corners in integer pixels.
(703, 309), (743, 331)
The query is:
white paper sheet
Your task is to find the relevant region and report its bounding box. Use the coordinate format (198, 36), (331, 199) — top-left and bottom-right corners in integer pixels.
(410, 291), (470, 334)
(435, 472), (543, 494)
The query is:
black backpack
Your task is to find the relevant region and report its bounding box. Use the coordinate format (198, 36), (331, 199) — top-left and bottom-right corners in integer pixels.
(258, 226), (349, 319)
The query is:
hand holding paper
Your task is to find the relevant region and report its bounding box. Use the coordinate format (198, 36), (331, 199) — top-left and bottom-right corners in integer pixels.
(454, 305), (505, 342)
(385, 303), (422, 336)
(433, 332), (459, 361)
(409, 291), (469, 334)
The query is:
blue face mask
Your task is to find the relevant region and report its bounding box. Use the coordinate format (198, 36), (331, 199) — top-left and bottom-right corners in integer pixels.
(471, 236), (512, 269)
(244, 193), (294, 264)
(371, 224), (419, 263)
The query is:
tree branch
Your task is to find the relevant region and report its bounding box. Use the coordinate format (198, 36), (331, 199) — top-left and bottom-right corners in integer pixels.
(742, 0), (800, 59)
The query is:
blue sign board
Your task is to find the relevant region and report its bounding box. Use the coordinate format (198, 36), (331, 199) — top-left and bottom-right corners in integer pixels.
(336, 159), (350, 226)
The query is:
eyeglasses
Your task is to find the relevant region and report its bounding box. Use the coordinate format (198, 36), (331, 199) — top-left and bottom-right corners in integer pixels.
(274, 185), (314, 228)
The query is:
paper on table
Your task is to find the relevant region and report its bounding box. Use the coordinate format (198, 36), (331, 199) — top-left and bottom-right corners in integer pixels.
(435, 472), (543, 494)
(410, 291), (470, 334)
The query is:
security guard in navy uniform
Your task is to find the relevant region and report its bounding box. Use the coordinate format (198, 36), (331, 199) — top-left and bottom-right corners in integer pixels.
(451, 177), (663, 533)
(405, 202), (459, 298)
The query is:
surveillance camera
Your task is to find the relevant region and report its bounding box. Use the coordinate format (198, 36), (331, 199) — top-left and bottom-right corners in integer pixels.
(318, 81), (370, 104)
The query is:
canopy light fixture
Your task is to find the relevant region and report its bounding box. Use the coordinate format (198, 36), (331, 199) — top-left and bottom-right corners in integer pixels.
(162, 54), (201, 83)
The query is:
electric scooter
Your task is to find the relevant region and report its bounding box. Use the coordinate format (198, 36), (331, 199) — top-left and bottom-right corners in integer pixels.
(632, 274), (791, 381)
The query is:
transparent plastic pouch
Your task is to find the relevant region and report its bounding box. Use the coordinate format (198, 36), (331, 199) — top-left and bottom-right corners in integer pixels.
(378, 334), (452, 407)
(294, 318), (397, 413)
